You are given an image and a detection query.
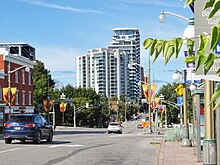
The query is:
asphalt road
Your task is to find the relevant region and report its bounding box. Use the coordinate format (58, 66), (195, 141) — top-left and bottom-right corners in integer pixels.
(0, 121), (161, 165)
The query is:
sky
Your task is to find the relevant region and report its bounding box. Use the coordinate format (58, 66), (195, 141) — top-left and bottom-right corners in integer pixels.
(0, 0), (194, 91)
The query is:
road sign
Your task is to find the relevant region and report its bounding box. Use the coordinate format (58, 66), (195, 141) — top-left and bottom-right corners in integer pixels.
(215, 40), (220, 54)
(177, 97), (183, 106)
(175, 84), (183, 96)
(158, 105), (166, 113)
(195, 0), (220, 78)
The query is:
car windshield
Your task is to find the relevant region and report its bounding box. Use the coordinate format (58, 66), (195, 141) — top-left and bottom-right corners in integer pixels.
(8, 116), (33, 123)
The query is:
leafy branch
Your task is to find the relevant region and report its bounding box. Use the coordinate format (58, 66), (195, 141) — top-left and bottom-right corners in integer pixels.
(143, 0), (220, 110)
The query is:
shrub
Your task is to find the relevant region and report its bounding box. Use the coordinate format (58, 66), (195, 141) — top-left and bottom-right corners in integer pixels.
(164, 127), (182, 142)
(164, 126), (194, 142)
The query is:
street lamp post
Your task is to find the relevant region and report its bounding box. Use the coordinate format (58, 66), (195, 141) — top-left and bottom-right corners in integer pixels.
(147, 53), (152, 133)
(159, 94), (167, 127)
(172, 70), (192, 147)
(7, 65), (30, 114)
(159, 10), (193, 147)
(60, 93), (66, 126)
(5, 47), (30, 115)
(159, 11), (189, 23)
(124, 96), (127, 122)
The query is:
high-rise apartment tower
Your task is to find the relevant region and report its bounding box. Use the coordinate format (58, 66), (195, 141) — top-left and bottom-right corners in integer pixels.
(75, 28), (141, 101)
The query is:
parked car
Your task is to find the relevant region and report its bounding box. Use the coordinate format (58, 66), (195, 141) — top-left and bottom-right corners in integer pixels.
(3, 114), (53, 144)
(107, 122), (122, 134)
(137, 123), (143, 129)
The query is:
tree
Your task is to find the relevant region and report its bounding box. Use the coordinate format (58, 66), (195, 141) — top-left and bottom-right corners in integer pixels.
(143, 0), (220, 109)
(55, 86), (109, 127)
(156, 83), (193, 125)
(33, 60), (55, 113)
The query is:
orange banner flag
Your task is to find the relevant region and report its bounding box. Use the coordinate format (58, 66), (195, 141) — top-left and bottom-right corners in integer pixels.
(43, 99), (54, 112)
(3, 87), (17, 104)
(142, 84), (157, 102)
(151, 97), (160, 109)
(60, 103), (67, 113)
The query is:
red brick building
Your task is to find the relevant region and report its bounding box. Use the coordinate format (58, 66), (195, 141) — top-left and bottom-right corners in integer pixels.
(0, 43), (35, 125)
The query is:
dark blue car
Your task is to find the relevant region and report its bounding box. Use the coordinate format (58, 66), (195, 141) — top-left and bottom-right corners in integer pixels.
(3, 114), (53, 144)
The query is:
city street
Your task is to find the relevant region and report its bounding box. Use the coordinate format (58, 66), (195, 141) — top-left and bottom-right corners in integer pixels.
(0, 121), (161, 165)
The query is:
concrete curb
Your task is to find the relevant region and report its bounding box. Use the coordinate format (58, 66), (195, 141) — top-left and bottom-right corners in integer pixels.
(157, 140), (165, 165)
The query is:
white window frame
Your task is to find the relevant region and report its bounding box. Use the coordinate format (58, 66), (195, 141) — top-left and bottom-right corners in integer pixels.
(28, 91), (31, 105)
(22, 70), (25, 84)
(28, 72), (31, 85)
(22, 90), (25, 105)
(15, 90), (19, 105)
(15, 70), (18, 83)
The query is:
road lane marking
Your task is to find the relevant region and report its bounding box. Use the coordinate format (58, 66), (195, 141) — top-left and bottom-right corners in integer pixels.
(0, 148), (22, 154)
(49, 144), (83, 148)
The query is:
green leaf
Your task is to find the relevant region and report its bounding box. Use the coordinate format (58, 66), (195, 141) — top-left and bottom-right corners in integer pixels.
(211, 84), (220, 103)
(204, 53), (215, 75)
(174, 38), (183, 59)
(208, 0), (220, 19)
(195, 53), (206, 72)
(184, 55), (197, 64)
(216, 68), (220, 75)
(187, 39), (194, 56)
(217, 19), (220, 29)
(163, 41), (170, 59)
(143, 38), (153, 49)
(153, 40), (163, 62)
(166, 46), (174, 64)
(203, 0), (215, 10)
(184, 0), (195, 7)
(212, 84), (220, 110)
(150, 39), (157, 56)
(210, 25), (219, 51)
(198, 34), (209, 52)
(213, 99), (220, 110)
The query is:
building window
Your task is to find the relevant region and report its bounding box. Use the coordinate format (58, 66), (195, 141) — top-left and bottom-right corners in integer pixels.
(28, 72), (31, 85)
(28, 91), (31, 105)
(22, 90), (25, 105)
(15, 71), (18, 83)
(15, 90), (19, 105)
(0, 86), (2, 101)
(22, 70), (25, 84)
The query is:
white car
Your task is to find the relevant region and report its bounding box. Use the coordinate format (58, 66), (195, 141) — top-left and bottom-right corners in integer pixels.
(107, 122), (122, 134)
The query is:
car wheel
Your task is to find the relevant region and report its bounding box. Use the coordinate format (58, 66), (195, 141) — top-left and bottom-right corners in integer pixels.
(5, 138), (12, 144)
(108, 131), (111, 134)
(119, 131), (122, 134)
(34, 131), (41, 144)
(47, 131), (53, 142)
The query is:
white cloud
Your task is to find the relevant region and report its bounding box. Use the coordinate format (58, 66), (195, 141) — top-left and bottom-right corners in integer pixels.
(119, 0), (183, 8)
(35, 46), (84, 71)
(20, 0), (104, 14)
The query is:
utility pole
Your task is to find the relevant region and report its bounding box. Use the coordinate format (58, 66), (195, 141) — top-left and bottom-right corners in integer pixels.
(147, 52), (152, 133)
(73, 104), (76, 128)
(8, 50), (11, 116)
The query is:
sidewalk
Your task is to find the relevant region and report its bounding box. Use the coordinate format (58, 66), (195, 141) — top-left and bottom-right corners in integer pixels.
(157, 140), (203, 165)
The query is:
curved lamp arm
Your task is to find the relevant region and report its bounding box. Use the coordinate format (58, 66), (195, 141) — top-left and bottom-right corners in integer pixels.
(161, 100), (181, 110)
(160, 11), (189, 23)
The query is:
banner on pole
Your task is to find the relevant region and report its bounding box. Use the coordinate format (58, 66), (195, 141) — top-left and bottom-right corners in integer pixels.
(142, 84), (157, 102)
(3, 87), (17, 104)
